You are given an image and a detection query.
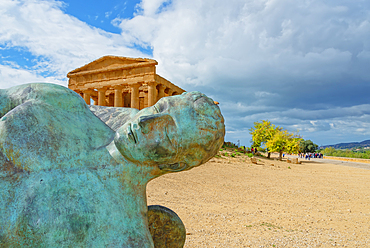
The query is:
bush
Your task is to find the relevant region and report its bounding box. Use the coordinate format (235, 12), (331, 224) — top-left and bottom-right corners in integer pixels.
(257, 147), (266, 152)
(223, 142), (238, 149)
(321, 147), (370, 159)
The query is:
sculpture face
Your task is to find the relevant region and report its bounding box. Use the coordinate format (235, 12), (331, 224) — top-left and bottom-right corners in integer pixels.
(115, 98), (181, 165)
(114, 92), (225, 170)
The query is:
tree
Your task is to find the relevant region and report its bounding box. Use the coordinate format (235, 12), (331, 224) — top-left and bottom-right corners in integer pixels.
(322, 147), (335, 156)
(265, 129), (301, 160)
(298, 139), (318, 153)
(249, 120), (281, 158)
(249, 120), (301, 160)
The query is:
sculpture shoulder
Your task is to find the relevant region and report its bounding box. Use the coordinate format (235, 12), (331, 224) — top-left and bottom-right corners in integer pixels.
(0, 83), (115, 172)
(0, 83), (88, 118)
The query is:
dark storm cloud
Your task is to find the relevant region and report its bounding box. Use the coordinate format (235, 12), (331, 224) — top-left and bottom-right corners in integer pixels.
(1, 0), (370, 145)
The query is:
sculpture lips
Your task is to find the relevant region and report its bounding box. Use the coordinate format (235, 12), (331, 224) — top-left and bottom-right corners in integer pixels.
(159, 162), (188, 172)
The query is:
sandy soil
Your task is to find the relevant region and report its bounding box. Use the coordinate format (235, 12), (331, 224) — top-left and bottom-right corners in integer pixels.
(146, 152), (370, 247)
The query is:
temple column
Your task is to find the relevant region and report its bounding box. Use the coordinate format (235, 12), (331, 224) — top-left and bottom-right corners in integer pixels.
(147, 81), (157, 106)
(130, 83), (140, 109)
(83, 90), (92, 105)
(97, 88), (107, 106)
(157, 84), (165, 101)
(114, 86), (124, 107)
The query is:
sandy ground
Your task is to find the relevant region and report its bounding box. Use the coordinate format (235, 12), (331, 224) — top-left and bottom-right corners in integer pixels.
(146, 152), (370, 247)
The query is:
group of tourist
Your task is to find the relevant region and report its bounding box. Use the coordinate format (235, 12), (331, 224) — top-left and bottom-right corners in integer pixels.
(298, 153), (323, 160)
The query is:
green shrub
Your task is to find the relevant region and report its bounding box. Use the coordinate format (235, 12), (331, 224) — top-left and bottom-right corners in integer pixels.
(321, 147), (370, 159)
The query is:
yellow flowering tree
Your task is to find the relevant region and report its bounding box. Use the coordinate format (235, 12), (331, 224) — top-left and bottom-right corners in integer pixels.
(249, 120), (281, 158)
(265, 129), (301, 160)
(250, 120), (301, 160)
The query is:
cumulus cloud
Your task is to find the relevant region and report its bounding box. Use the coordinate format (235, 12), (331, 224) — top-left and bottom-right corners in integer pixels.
(1, 0), (370, 145)
(0, 64), (65, 88)
(114, 0), (370, 145)
(118, 0), (370, 87)
(0, 0), (145, 87)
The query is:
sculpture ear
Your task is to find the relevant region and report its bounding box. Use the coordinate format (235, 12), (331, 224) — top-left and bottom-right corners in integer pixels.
(138, 114), (175, 134)
(158, 162), (188, 172)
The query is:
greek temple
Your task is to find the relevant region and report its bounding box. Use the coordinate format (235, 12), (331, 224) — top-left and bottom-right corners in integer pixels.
(67, 55), (185, 109)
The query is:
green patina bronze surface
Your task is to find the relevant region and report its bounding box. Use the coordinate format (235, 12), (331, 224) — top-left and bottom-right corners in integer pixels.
(0, 83), (225, 247)
(147, 205), (186, 248)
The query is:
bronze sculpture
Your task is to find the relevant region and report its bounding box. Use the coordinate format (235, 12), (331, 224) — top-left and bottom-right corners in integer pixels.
(0, 83), (225, 247)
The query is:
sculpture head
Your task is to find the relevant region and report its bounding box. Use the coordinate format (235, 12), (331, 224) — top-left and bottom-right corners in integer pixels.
(114, 91), (225, 172)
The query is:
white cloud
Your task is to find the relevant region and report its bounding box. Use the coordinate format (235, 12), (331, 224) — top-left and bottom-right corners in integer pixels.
(0, 0), (145, 87)
(105, 11), (112, 18)
(114, 0), (370, 145)
(1, 0), (370, 146)
(254, 91), (278, 98)
(137, 0), (172, 16)
(117, 0), (370, 87)
(0, 64), (65, 88)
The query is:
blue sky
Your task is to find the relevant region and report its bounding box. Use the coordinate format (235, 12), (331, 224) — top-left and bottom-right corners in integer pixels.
(61, 0), (138, 34)
(1, 0), (370, 147)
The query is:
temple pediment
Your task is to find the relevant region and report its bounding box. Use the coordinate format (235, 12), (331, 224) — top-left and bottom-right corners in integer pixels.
(68, 56), (158, 76)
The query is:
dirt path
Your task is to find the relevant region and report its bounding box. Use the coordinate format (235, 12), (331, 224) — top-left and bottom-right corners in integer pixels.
(287, 154), (370, 170)
(147, 153), (370, 247)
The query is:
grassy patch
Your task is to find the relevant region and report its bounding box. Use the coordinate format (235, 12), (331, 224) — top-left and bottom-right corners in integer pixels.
(260, 222), (282, 230)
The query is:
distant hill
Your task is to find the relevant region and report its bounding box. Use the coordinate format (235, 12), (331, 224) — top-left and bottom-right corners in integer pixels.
(320, 139), (370, 149)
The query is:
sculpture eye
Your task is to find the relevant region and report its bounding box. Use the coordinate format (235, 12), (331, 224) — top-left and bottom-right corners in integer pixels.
(153, 105), (160, 113)
(154, 101), (168, 113)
